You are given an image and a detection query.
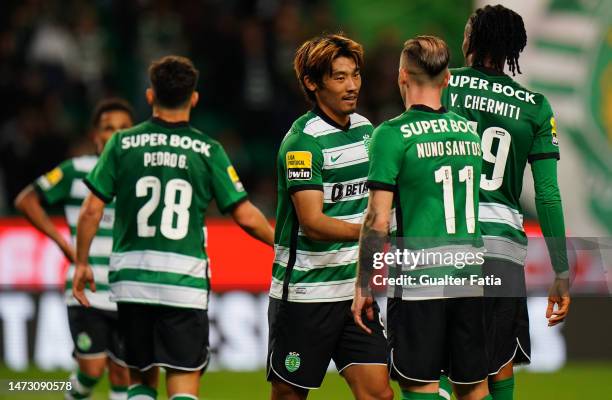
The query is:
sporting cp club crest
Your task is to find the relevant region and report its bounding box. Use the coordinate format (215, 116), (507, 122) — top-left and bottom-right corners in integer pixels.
(77, 332), (92, 352)
(284, 352), (301, 372)
(362, 133), (372, 154)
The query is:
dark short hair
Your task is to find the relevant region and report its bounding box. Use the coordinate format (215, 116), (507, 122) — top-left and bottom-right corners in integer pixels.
(149, 55), (199, 108)
(294, 33), (364, 102)
(401, 35), (450, 85)
(466, 4), (527, 75)
(91, 97), (134, 128)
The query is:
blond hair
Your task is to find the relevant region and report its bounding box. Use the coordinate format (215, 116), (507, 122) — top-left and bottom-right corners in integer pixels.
(401, 35), (449, 85)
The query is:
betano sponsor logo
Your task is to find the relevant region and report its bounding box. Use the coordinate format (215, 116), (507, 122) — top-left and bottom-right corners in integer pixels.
(330, 180), (368, 202)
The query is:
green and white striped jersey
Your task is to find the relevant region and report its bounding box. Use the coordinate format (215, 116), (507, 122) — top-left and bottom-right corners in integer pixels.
(442, 67), (560, 265)
(85, 118), (247, 310)
(272, 109), (373, 302)
(35, 156), (115, 310)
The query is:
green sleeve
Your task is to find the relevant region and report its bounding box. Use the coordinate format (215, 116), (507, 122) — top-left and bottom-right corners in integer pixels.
(33, 159), (75, 205)
(84, 134), (119, 203)
(528, 97), (560, 163)
(531, 157), (569, 277)
(209, 143), (248, 214)
(367, 124), (404, 191)
(280, 132), (324, 194)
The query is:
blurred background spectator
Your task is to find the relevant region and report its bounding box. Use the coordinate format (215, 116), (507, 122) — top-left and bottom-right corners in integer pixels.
(0, 0), (471, 217)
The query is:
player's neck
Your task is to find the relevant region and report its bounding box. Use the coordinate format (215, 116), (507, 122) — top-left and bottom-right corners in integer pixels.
(404, 86), (442, 111)
(315, 102), (350, 127)
(466, 54), (505, 73)
(152, 107), (191, 124)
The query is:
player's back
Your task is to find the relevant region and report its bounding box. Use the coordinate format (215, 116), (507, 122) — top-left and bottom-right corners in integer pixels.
(442, 67), (559, 263)
(368, 106), (484, 298)
(85, 117), (247, 309)
(371, 106), (483, 248)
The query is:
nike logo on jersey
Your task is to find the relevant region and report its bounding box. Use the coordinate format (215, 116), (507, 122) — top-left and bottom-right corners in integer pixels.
(330, 154), (343, 163)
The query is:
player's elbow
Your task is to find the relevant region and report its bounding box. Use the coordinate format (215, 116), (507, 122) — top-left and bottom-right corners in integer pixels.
(79, 203), (103, 223)
(14, 185), (36, 213)
(300, 221), (325, 241)
(13, 195), (24, 212)
(232, 201), (262, 229)
(365, 210), (389, 233)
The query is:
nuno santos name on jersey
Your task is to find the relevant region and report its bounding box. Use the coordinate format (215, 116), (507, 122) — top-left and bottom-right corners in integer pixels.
(121, 132), (213, 169)
(399, 116), (482, 159)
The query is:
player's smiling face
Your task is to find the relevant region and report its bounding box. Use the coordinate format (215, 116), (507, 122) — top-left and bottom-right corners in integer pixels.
(309, 56), (361, 125)
(94, 110), (133, 154)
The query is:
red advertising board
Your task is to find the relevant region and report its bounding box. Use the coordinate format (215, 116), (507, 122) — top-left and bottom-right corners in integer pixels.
(0, 217), (274, 291)
(0, 217), (606, 293)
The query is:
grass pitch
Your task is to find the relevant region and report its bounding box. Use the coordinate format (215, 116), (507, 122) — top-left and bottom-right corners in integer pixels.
(0, 363), (610, 399)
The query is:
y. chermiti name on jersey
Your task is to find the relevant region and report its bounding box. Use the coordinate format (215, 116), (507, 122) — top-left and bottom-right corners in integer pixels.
(447, 74), (538, 120)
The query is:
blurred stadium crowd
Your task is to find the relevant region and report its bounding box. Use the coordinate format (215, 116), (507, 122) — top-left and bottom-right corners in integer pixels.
(0, 0), (470, 216)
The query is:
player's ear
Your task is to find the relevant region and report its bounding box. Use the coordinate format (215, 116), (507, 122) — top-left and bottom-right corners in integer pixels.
(442, 69), (450, 88)
(146, 88), (155, 106)
(303, 75), (318, 92)
(191, 91), (199, 108)
(398, 67), (408, 86)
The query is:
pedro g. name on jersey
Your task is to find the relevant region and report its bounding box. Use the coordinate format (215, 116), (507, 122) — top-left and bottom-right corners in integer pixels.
(121, 132), (213, 169)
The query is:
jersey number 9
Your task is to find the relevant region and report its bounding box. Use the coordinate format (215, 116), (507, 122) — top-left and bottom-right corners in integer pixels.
(480, 126), (511, 191)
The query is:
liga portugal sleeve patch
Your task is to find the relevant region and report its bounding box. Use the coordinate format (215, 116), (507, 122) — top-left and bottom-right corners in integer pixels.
(226, 165), (245, 192)
(286, 151), (312, 180)
(40, 167), (64, 189)
(550, 117), (559, 146)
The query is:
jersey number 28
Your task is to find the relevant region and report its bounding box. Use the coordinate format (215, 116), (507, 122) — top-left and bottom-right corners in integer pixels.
(136, 176), (193, 240)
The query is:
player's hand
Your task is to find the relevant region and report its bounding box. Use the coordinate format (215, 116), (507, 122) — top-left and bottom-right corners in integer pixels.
(72, 263), (95, 307)
(546, 278), (570, 327)
(351, 288), (374, 334)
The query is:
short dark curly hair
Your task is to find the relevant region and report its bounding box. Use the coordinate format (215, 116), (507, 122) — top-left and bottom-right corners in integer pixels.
(149, 55), (199, 108)
(91, 98), (134, 128)
(466, 4), (527, 76)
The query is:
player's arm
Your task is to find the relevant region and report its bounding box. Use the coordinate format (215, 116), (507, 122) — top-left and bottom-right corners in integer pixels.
(208, 142), (274, 245)
(230, 200), (274, 246)
(531, 157), (570, 326)
(73, 193), (105, 307)
(282, 131), (360, 241)
(73, 134), (119, 307)
(14, 185), (75, 263)
(291, 190), (361, 241)
(352, 189), (394, 334)
(529, 103), (569, 326)
(352, 122), (402, 333)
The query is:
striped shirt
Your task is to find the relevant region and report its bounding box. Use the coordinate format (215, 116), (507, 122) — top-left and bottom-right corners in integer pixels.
(35, 155), (115, 310)
(272, 109), (373, 302)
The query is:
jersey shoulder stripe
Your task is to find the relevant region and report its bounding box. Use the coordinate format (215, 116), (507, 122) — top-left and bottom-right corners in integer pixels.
(72, 155), (98, 173)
